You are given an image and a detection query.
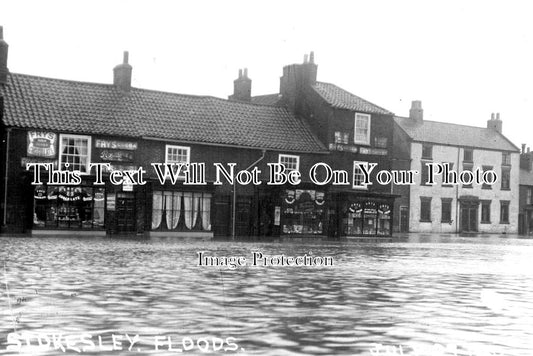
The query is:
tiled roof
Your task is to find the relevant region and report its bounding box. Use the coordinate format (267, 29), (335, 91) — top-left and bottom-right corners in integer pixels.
(394, 116), (519, 152)
(250, 93), (282, 106)
(312, 82), (393, 115)
(0, 73), (327, 153)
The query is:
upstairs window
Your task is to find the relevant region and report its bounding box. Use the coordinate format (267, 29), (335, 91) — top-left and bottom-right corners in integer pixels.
(279, 154), (300, 172)
(165, 145), (190, 178)
(354, 113), (371, 145)
(422, 144), (433, 160)
(501, 168), (511, 190)
(482, 165), (493, 189)
(59, 134), (91, 174)
(464, 149), (473, 163)
(502, 152), (511, 166)
(353, 161), (369, 189)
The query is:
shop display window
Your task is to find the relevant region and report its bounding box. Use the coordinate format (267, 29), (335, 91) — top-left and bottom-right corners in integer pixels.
(33, 185), (105, 229)
(282, 189), (325, 235)
(343, 201), (391, 236)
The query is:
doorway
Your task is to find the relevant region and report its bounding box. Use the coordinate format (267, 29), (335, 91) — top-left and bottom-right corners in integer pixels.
(460, 202), (478, 233)
(400, 206), (409, 233)
(116, 192), (136, 233)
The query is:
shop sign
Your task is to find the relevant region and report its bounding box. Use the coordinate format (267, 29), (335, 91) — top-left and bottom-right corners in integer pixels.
(328, 143), (358, 153)
(27, 132), (56, 157)
(359, 147), (388, 156)
(21, 157), (58, 168)
(95, 139), (137, 150)
(99, 149), (134, 162)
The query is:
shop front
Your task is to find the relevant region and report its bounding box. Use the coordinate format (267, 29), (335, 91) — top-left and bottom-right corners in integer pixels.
(280, 188), (327, 236)
(330, 191), (395, 237)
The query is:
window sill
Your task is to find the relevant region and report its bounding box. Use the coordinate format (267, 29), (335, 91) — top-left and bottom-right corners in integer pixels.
(480, 221), (491, 224)
(441, 220), (452, 224)
(499, 221), (510, 225)
(442, 185), (454, 188)
(462, 186), (473, 189)
(419, 220), (432, 223)
(501, 188), (511, 191)
(482, 186), (492, 190)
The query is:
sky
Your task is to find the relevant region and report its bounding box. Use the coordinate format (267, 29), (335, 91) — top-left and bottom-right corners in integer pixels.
(1, 0), (532, 150)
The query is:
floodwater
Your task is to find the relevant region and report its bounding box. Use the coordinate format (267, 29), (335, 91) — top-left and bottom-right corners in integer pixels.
(1, 234), (533, 356)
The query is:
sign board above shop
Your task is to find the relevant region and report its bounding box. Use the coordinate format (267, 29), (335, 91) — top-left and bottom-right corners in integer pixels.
(27, 132), (57, 157)
(328, 143), (388, 156)
(95, 139), (138, 150)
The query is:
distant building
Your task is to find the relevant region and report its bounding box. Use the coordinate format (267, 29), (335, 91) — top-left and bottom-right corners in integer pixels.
(393, 102), (520, 234)
(519, 146), (533, 235)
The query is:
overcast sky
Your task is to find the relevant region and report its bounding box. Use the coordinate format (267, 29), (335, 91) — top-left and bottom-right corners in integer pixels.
(1, 0), (532, 150)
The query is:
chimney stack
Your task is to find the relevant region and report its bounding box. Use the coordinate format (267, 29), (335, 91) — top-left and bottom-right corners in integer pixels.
(113, 51), (132, 92)
(409, 100), (423, 122)
(228, 68), (252, 102)
(487, 112), (502, 133)
(522, 144), (526, 154)
(0, 26), (9, 85)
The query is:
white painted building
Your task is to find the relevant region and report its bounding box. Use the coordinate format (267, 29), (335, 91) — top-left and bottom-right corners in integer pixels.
(394, 102), (520, 234)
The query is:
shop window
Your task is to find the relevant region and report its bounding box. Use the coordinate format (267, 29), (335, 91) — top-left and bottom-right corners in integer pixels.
(279, 154), (300, 172)
(441, 198), (452, 223)
(353, 161), (369, 189)
(59, 134), (91, 174)
(152, 191), (211, 231)
(282, 189), (325, 235)
(500, 201), (510, 224)
(354, 113), (371, 145)
(343, 201), (391, 236)
(422, 144), (433, 159)
(464, 149), (473, 163)
(501, 168), (510, 190)
(481, 200), (491, 223)
(420, 197), (431, 222)
(33, 185), (105, 229)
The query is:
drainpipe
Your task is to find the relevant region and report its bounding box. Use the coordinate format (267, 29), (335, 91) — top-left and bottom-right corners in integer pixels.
(3, 127), (10, 226)
(232, 149), (267, 239)
(455, 147), (460, 233)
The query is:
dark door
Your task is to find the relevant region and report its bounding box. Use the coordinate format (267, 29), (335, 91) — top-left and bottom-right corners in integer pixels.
(235, 196), (253, 237)
(116, 192), (136, 233)
(213, 194), (231, 237)
(400, 206), (409, 233)
(460, 205), (478, 232)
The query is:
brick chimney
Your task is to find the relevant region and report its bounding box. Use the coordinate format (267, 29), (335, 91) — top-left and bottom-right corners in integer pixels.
(0, 26), (9, 85)
(279, 51), (318, 111)
(113, 51), (132, 92)
(409, 100), (423, 122)
(228, 68), (251, 102)
(487, 112), (502, 133)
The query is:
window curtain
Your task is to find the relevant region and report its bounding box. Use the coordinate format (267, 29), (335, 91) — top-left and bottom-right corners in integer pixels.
(193, 193), (201, 229)
(170, 192), (181, 229)
(152, 191), (163, 230)
(184, 192), (193, 229)
(202, 193), (211, 230)
(164, 191), (174, 229)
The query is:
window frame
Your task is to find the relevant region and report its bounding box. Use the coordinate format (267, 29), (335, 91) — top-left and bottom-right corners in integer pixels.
(165, 145), (191, 178)
(353, 161), (369, 190)
(463, 148), (474, 163)
(500, 167), (511, 191)
(500, 200), (510, 224)
(441, 198), (452, 223)
(278, 154), (300, 172)
(502, 152), (511, 166)
(420, 197), (432, 222)
(353, 113), (371, 145)
(58, 133), (92, 175)
(481, 200), (491, 224)
(422, 144), (433, 160)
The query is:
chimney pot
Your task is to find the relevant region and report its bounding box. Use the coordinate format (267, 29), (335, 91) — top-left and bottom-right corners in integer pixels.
(409, 100), (423, 122)
(496, 112), (500, 120)
(303, 54), (308, 64)
(309, 51), (315, 64)
(113, 50), (132, 92)
(238, 69), (242, 78)
(522, 144), (526, 154)
(491, 113), (495, 120)
(0, 25), (9, 85)
(244, 68), (248, 78)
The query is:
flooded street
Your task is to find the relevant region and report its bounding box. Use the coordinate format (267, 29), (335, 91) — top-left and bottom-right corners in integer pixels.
(1, 234), (533, 355)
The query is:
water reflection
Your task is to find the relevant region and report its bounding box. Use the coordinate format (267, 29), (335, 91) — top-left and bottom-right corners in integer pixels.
(0, 235), (532, 355)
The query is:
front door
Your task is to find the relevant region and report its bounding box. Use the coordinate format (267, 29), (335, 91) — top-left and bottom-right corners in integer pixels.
(460, 204), (478, 233)
(116, 192), (136, 233)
